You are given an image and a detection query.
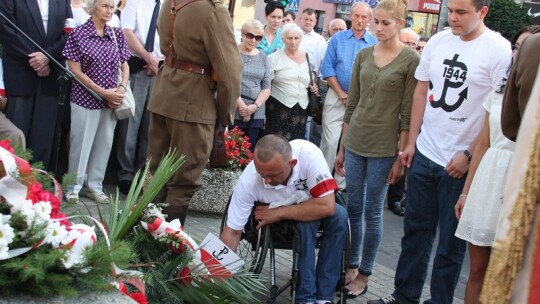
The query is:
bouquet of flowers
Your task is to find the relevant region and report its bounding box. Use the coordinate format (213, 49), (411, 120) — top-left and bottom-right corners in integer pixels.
(99, 151), (266, 303)
(0, 139), (134, 297)
(224, 127), (253, 171)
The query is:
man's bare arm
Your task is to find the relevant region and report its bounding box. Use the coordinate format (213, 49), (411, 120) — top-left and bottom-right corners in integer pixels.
(220, 226), (242, 252)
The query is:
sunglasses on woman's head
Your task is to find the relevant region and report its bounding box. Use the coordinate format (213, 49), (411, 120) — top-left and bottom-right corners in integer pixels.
(245, 32), (263, 42)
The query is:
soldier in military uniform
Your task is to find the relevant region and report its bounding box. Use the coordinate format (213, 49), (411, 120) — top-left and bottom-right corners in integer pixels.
(147, 0), (242, 225)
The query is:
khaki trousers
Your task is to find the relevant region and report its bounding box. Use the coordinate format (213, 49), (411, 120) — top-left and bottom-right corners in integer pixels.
(148, 112), (213, 207)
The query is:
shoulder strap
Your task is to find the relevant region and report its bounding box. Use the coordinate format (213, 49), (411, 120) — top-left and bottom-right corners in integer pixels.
(306, 53), (313, 84)
(166, 0), (205, 65)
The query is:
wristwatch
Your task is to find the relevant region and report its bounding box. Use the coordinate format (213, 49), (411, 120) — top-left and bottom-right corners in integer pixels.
(463, 149), (472, 163)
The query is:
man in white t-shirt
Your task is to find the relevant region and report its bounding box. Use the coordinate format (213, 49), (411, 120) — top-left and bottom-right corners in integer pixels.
(117, 0), (165, 194)
(221, 135), (348, 304)
(369, 0), (511, 303)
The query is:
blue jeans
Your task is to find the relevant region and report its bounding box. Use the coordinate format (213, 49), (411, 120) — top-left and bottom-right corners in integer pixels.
(295, 204), (348, 303)
(345, 149), (394, 275)
(393, 150), (466, 304)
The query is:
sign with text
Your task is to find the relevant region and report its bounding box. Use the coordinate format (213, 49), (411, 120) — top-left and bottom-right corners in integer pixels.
(419, 0), (441, 14)
(199, 233), (244, 277)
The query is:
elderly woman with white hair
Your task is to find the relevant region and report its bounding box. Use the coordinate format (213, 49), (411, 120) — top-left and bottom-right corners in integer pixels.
(62, 0), (131, 204)
(266, 23), (318, 140)
(233, 19), (271, 150)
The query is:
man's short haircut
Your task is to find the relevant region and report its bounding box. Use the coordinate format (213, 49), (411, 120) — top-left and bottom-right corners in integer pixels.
(284, 11), (296, 20)
(265, 1), (285, 16)
(471, 0), (490, 11)
(350, 1), (373, 16)
(302, 8), (317, 16)
(255, 135), (292, 163)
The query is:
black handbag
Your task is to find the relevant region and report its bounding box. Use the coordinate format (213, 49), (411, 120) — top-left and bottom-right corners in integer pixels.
(127, 56), (147, 74)
(305, 53), (321, 118)
(209, 122), (228, 168)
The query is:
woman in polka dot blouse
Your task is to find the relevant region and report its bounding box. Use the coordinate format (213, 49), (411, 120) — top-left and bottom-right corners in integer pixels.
(61, 0), (131, 205)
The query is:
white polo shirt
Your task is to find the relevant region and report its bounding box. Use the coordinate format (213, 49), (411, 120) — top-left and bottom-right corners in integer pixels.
(120, 0), (164, 58)
(226, 140), (338, 230)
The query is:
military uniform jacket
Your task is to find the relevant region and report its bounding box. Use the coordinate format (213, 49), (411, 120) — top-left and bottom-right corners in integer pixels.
(148, 0), (242, 125)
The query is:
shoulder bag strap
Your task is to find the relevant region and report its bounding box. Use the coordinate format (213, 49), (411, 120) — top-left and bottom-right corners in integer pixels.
(306, 53), (313, 87)
(166, 0), (205, 66)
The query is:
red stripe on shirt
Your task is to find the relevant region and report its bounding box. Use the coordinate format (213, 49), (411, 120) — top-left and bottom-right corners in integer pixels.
(310, 179), (338, 198)
(0, 89), (5, 97)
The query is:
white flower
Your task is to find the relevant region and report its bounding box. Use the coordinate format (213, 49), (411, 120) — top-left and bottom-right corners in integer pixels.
(44, 221), (69, 248)
(0, 245), (9, 259)
(0, 214), (11, 225)
(9, 198), (36, 226)
(33, 201), (52, 223)
(62, 225), (96, 269)
(0, 222), (15, 247)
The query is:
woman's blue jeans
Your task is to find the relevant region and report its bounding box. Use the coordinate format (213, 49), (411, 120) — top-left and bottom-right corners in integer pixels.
(345, 149), (394, 275)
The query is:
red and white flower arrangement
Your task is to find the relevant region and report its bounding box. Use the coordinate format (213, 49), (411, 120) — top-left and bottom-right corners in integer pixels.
(0, 140), (96, 267)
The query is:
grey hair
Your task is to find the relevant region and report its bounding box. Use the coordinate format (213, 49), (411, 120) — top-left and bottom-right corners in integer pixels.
(400, 27), (419, 42)
(85, 0), (117, 14)
(351, 1), (373, 16)
(241, 19), (264, 34)
(329, 18), (346, 29)
(254, 135), (292, 163)
(282, 23), (304, 39)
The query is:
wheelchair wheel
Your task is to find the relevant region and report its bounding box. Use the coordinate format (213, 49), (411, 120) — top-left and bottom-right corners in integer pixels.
(220, 197), (270, 274)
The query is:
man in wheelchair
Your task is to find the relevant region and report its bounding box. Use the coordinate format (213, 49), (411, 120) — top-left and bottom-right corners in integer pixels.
(220, 134), (348, 304)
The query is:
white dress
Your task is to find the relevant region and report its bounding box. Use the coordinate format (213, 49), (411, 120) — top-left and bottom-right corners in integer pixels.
(455, 91), (516, 246)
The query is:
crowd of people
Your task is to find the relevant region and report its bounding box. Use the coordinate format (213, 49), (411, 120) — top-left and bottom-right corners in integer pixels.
(0, 0), (539, 303)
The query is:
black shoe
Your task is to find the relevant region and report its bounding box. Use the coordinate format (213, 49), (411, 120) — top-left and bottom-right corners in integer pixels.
(118, 180), (132, 195)
(389, 201), (404, 216)
(367, 295), (400, 304)
(345, 285), (368, 299)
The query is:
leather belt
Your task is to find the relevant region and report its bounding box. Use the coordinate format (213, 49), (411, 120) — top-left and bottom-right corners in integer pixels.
(165, 58), (212, 76)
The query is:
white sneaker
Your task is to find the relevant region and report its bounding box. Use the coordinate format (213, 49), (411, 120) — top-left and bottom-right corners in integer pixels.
(65, 192), (79, 204)
(84, 190), (110, 205)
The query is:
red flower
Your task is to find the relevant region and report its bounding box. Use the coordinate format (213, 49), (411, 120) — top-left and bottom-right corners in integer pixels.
(167, 242), (186, 255)
(176, 267), (192, 286)
(128, 292), (147, 304)
(0, 139), (14, 153)
(224, 127), (253, 171)
(26, 182), (43, 203)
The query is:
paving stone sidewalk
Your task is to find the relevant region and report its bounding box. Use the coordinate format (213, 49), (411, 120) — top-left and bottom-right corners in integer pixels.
(64, 192), (464, 304)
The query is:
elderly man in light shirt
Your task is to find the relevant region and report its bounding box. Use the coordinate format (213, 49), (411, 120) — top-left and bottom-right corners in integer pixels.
(399, 27), (419, 50)
(328, 18), (347, 39)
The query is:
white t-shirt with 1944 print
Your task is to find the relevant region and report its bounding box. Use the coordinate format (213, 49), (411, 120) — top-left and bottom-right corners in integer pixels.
(415, 29), (511, 167)
(226, 140), (338, 231)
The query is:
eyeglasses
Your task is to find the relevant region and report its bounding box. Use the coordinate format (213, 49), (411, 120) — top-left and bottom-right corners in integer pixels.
(245, 32), (263, 42)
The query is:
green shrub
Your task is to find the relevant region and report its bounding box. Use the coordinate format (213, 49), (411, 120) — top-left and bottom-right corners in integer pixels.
(486, 0), (533, 40)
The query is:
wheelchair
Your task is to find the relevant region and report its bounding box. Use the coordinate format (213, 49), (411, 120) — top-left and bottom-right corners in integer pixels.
(220, 191), (351, 304)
